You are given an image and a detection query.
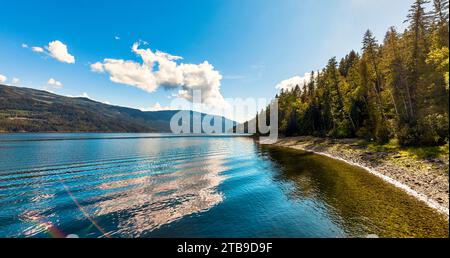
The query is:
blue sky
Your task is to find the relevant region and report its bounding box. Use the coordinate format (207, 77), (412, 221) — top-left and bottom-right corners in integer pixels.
(0, 0), (413, 121)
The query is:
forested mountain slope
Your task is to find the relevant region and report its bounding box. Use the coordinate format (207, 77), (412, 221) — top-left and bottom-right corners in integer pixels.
(0, 85), (235, 133)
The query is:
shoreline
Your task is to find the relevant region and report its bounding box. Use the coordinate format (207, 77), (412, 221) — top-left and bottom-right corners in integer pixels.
(270, 136), (449, 217)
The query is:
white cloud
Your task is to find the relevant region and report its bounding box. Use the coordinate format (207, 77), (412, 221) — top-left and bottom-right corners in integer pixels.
(114, 36), (121, 40)
(79, 92), (89, 98)
(91, 59), (157, 92)
(46, 78), (63, 88)
(0, 74), (7, 83)
(140, 102), (173, 112)
(275, 72), (313, 91)
(27, 40), (75, 64)
(32, 46), (44, 53)
(90, 62), (104, 72)
(12, 78), (20, 84)
(66, 92), (90, 99)
(91, 42), (229, 109)
(46, 40), (75, 64)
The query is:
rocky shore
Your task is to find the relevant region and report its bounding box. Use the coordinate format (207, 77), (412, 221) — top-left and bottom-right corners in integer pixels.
(272, 136), (449, 217)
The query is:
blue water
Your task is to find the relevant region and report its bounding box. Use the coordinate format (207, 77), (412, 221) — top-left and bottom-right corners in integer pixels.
(0, 133), (447, 238)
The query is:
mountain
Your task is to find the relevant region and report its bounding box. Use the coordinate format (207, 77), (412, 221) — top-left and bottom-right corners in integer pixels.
(0, 85), (236, 133)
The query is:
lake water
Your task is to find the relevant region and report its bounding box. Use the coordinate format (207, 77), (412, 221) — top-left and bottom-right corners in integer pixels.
(0, 133), (447, 238)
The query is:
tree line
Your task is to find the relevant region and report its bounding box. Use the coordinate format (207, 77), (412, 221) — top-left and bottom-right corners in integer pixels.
(257, 0), (449, 146)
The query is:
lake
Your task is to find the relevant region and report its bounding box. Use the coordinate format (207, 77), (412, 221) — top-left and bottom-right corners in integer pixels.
(0, 133), (447, 238)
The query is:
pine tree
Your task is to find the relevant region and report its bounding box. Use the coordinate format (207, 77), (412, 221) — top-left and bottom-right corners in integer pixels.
(247, 0), (448, 146)
(432, 0), (449, 25)
(362, 30), (390, 142)
(405, 0), (431, 99)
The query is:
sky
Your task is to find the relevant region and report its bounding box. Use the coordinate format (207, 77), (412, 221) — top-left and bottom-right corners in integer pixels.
(0, 0), (413, 122)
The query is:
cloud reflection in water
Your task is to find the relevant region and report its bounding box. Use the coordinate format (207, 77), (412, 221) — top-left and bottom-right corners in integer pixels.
(91, 154), (228, 237)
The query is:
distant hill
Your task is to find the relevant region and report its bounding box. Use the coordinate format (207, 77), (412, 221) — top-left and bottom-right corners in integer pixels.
(0, 85), (236, 133)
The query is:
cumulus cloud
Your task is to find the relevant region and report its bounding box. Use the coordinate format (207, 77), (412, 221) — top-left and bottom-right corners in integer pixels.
(275, 72), (313, 91)
(26, 40), (75, 64)
(90, 62), (104, 73)
(0, 74), (7, 83)
(91, 58), (157, 92)
(91, 42), (229, 109)
(32, 46), (45, 53)
(79, 92), (89, 98)
(0, 75), (21, 85)
(66, 92), (90, 99)
(46, 78), (63, 89)
(140, 102), (173, 112)
(47, 40), (75, 64)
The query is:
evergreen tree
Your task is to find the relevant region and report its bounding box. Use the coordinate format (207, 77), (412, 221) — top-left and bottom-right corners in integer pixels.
(252, 0), (448, 146)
